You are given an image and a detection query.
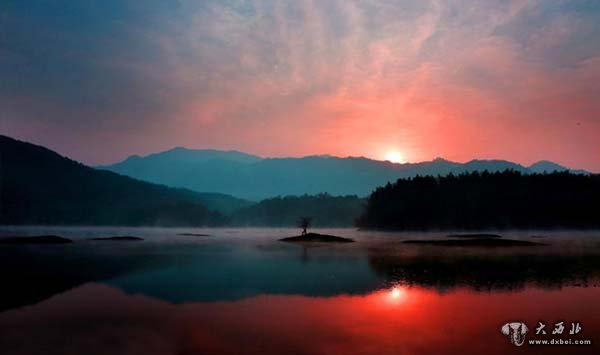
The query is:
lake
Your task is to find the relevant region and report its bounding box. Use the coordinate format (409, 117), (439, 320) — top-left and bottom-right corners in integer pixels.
(1, 227), (599, 354)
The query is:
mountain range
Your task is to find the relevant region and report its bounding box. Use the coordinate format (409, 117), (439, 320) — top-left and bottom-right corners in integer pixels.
(0, 135), (243, 225)
(101, 147), (588, 200)
(0, 134), (593, 227)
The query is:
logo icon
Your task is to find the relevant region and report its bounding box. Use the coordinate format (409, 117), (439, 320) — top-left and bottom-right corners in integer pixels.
(501, 322), (529, 346)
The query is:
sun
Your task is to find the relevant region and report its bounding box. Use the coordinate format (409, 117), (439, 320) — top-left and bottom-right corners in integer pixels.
(384, 150), (405, 164)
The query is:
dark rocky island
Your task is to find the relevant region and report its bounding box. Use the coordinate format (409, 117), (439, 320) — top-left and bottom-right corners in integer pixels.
(403, 238), (544, 247)
(90, 236), (144, 241)
(0, 235), (73, 244)
(447, 233), (502, 239)
(279, 232), (354, 243)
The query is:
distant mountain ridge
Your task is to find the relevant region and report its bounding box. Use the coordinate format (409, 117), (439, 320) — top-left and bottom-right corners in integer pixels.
(101, 147), (589, 200)
(120, 147), (261, 166)
(0, 135), (245, 225)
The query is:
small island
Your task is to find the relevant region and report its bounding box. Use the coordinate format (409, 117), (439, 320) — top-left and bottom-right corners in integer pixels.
(90, 236), (144, 241)
(177, 233), (211, 237)
(447, 233), (502, 239)
(279, 217), (354, 243)
(403, 238), (543, 247)
(280, 232), (354, 243)
(0, 235), (73, 244)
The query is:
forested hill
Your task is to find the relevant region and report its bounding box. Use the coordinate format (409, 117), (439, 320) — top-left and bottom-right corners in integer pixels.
(357, 171), (600, 230)
(231, 194), (364, 227)
(0, 135), (227, 226)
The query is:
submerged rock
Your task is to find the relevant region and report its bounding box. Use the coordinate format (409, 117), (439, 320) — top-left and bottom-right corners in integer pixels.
(279, 232), (354, 243)
(90, 236), (143, 241)
(0, 235), (73, 244)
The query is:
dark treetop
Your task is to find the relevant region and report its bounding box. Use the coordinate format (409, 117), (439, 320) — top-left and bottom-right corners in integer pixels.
(356, 170), (600, 230)
(230, 193), (364, 227)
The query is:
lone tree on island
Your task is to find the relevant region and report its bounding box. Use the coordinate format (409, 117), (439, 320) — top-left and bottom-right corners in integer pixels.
(298, 217), (312, 235)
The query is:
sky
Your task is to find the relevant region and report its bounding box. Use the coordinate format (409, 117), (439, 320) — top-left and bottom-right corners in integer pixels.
(1, 0), (599, 171)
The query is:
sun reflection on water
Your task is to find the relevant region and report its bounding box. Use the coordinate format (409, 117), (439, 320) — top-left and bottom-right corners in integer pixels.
(386, 285), (408, 304)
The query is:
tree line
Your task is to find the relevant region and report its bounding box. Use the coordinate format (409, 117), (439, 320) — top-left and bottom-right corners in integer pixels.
(356, 170), (600, 230)
(230, 193), (364, 227)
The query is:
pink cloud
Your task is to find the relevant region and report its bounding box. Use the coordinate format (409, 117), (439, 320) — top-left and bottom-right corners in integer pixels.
(2, 0), (599, 170)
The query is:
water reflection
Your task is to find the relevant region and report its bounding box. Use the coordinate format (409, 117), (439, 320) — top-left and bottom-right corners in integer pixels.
(368, 251), (600, 291)
(2, 229), (600, 309)
(1, 283), (598, 355)
(1, 228), (600, 354)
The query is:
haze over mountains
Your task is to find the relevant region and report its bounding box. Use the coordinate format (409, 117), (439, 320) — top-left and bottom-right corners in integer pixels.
(0, 134), (594, 227)
(0, 135), (238, 225)
(0, 135), (359, 226)
(101, 147), (587, 200)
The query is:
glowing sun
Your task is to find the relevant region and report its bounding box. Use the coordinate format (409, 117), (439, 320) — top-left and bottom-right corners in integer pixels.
(384, 150), (405, 164)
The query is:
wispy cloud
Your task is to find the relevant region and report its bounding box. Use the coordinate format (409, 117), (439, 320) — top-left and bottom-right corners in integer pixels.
(1, 0), (599, 170)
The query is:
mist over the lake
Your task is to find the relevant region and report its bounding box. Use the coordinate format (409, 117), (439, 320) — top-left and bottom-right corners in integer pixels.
(2, 1), (600, 354)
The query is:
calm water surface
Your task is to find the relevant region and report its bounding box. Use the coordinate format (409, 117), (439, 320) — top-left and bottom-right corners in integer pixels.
(1, 227), (599, 354)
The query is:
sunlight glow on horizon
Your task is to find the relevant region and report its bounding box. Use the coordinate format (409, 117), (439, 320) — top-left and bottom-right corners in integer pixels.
(1, 1), (599, 171)
(384, 150), (406, 164)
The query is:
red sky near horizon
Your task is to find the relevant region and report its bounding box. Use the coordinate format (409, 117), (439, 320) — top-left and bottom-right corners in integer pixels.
(1, 1), (599, 171)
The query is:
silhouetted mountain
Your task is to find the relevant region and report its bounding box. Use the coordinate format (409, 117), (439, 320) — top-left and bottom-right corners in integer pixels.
(356, 170), (600, 230)
(0, 135), (229, 226)
(231, 193), (364, 227)
(528, 160), (568, 173)
(99, 148), (261, 190)
(101, 148), (588, 200)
